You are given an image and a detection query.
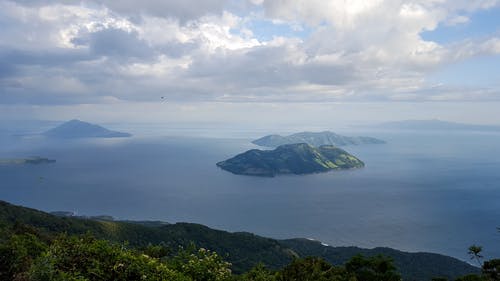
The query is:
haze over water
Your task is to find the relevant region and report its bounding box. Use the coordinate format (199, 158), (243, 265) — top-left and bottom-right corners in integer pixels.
(1, 128), (499, 263)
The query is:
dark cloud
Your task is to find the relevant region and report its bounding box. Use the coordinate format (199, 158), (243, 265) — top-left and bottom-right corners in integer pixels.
(157, 41), (199, 58)
(300, 63), (357, 86)
(0, 61), (17, 79)
(186, 44), (358, 90)
(99, 0), (229, 22)
(11, 0), (229, 22)
(0, 48), (90, 67)
(187, 45), (300, 88)
(79, 29), (155, 60)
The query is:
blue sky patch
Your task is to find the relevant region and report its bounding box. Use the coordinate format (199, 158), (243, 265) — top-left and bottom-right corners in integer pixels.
(427, 55), (500, 87)
(246, 18), (312, 41)
(422, 7), (500, 44)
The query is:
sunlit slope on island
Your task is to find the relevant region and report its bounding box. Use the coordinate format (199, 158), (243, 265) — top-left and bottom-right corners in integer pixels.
(217, 143), (364, 177)
(252, 131), (385, 147)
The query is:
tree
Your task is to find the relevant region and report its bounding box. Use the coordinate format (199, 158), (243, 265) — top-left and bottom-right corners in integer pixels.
(239, 263), (277, 281)
(170, 244), (232, 281)
(0, 233), (47, 281)
(468, 245), (484, 267)
(482, 259), (500, 281)
(28, 234), (189, 281)
(345, 254), (401, 281)
(455, 274), (486, 281)
(456, 245), (499, 281)
(277, 257), (353, 281)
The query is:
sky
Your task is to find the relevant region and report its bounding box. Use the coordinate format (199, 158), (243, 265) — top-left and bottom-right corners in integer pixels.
(0, 0), (499, 127)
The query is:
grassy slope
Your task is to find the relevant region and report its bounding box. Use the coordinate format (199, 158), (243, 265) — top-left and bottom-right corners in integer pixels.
(252, 131), (385, 147)
(0, 200), (478, 280)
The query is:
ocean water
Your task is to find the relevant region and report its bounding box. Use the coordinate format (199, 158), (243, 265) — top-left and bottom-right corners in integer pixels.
(0, 130), (499, 262)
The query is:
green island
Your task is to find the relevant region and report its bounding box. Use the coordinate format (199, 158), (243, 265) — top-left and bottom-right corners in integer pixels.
(216, 143), (364, 177)
(1, 200), (497, 281)
(0, 156), (56, 165)
(252, 131), (385, 148)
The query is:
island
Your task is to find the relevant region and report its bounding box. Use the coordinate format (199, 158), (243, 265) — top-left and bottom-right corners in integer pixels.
(43, 119), (132, 138)
(252, 131), (385, 148)
(216, 143), (364, 177)
(0, 156), (56, 165)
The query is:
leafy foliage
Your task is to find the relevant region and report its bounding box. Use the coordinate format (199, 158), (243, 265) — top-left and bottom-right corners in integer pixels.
(277, 257), (353, 281)
(29, 234), (189, 281)
(280, 238), (479, 281)
(454, 274), (487, 281)
(482, 259), (500, 280)
(345, 254), (401, 281)
(0, 232), (48, 280)
(0, 227), (388, 281)
(0, 200), (489, 281)
(238, 263), (277, 281)
(0, 200), (293, 273)
(454, 245), (500, 281)
(468, 245), (484, 267)
(169, 244), (232, 281)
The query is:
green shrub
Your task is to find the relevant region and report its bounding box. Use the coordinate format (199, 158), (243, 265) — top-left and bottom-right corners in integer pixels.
(345, 254), (401, 281)
(28, 234), (189, 281)
(277, 257), (353, 281)
(170, 244), (232, 281)
(238, 263), (276, 281)
(0, 233), (47, 280)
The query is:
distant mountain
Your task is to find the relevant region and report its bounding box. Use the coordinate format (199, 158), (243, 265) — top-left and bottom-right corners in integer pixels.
(43, 119), (131, 138)
(252, 131), (385, 148)
(217, 143), (364, 177)
(0, 200), (479, 280)
(378, 119), (500, 131)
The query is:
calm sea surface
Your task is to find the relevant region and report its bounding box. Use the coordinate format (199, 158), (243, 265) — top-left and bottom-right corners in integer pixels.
(1, 130), (499, 262)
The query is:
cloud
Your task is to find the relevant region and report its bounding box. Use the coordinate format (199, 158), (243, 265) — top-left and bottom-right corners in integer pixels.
(445, 15), (470, 26)
(0, 0), (499, 108)
(98, 0), (230, 22)
(10, 0), (230, 22)
(78, 28), (155, 60)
